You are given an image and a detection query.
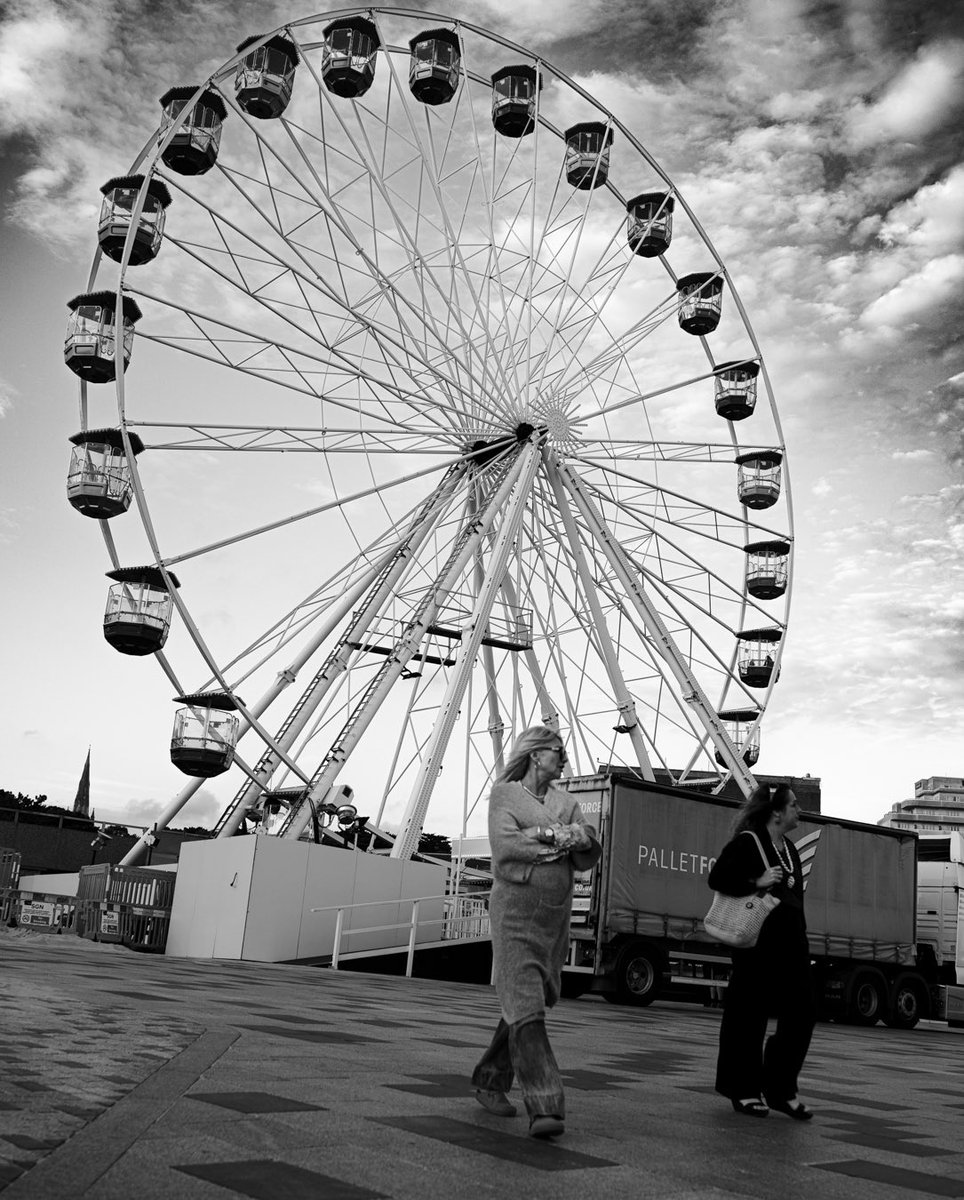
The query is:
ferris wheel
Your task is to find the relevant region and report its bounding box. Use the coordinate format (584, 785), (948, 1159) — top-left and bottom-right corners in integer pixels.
(64, 8), (793, 862)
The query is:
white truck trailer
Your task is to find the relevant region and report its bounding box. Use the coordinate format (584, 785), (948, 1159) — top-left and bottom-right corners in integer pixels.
(560, 772), (963, 1029)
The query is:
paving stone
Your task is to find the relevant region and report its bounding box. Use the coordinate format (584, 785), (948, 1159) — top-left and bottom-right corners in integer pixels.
(2, 927), (964, 1200)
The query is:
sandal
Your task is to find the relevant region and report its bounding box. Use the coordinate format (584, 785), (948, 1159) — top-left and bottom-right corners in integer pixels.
(731, 1097), (769, 1117)
(767, 1097), (813, 1121)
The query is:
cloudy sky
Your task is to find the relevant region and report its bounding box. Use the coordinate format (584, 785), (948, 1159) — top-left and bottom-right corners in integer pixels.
(1, 0), (962, 837)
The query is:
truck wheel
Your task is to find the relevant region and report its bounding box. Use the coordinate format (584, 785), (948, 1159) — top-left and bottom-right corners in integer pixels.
(844, 967), (887, 1026)
(884, 973), (927, 1029)
(605, 942), (663, 1006)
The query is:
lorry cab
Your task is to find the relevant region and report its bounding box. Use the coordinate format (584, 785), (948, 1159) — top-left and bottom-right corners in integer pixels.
(916, 832), (964, 1027)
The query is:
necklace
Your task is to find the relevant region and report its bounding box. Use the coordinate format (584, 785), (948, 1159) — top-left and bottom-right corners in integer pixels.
(520, 782), (547, 802)
(773, 837), (795, 889)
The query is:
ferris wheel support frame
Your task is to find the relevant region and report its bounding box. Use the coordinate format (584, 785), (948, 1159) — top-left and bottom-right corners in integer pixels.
(497, 570), (560, 731)
(279, 444), (531, 841)
(543, 453), (656, 780)
(212, 457), (474, 838)
(118, 530), (402, 864)
(555, 460), (757, 795)
(390, 440), (542, 859)
(472, 486), (507, 777)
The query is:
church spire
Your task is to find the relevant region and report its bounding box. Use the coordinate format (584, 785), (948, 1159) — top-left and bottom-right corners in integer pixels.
(73, 748), (91, 817)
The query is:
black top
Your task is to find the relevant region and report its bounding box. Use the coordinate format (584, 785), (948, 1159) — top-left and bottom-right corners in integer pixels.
(708, 828), (807, 953)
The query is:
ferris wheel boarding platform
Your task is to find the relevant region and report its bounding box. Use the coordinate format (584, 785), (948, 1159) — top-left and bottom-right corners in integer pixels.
(165, 834), (491, 969)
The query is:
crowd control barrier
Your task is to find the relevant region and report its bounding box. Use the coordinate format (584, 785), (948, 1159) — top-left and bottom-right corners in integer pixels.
(11, 890), (77, 932)
(76, 863), (175, 952)
(0, 848), (21, 890)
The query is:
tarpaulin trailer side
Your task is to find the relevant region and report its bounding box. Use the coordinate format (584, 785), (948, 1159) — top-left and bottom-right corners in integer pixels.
(562, 772), (929, 1027)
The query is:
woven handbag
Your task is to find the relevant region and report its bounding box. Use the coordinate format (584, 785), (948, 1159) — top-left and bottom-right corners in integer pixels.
(703, 831), (780, 948)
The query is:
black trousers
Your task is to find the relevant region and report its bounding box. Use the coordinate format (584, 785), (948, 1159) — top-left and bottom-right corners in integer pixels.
(471, 1015), (565, 1118)
(715, 944), (815, 1103)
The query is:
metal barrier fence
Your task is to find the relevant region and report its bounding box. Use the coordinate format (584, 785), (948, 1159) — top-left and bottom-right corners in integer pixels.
(0, 848), (21, 890)
(77, 862), (176, 907)
(1, 887), (18, 925)
(76, 863), (175, 951)
(76, 899), (171, 953)
(6, 889), (77, 932)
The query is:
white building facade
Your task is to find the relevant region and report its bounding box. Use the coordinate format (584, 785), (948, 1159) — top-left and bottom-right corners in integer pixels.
(878, 777), (964, 834)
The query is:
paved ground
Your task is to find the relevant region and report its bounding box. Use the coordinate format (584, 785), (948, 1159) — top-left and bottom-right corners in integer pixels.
(1, 927), (963, 1200)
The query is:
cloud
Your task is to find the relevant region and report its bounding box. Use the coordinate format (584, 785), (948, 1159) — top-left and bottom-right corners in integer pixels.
(0, 374), (13, 417)
(0, 509), (17, 545)
(115, 786), (221, 829)
(890, 448), (934, 461)
(878, 163), (964, 255)
(780, 484), (964, 735)
(468, 0), (619, 46)
(847, 254), (964, 355)
(847, 39), (964, 148)
(0, 3), (81, 130)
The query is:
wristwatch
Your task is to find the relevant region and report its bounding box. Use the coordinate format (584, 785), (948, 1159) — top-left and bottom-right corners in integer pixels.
(543, 826), (555, 842)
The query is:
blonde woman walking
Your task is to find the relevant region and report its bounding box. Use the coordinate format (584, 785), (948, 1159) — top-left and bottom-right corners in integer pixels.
(470, 725), (601, 1139)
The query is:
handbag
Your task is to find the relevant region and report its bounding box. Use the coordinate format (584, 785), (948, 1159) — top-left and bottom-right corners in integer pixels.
(703, 831), (780, 948)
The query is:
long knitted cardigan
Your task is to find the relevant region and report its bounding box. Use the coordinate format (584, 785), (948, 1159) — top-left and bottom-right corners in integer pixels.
(487, 781), (599, 1023)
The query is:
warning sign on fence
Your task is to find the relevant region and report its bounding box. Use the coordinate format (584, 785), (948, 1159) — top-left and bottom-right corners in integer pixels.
(20, 901), (56, 928)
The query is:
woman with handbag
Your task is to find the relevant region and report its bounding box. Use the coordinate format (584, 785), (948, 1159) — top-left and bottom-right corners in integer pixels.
(470, 725), (601, 1139)
(708, 782), (816, 1119)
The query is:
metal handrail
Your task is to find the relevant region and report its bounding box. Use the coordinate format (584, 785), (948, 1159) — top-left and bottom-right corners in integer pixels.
(310, 889), (491, 976)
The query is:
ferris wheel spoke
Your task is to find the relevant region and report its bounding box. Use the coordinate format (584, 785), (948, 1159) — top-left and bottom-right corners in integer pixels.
(455, 72), (532, 403)
(550, 286), (684, 410)
(593, 563), (761, 715)
(194, 513), (412, 691)
(162, 172), (488, 427)
(130, 420), (459, 454)
(575, 457), (764, 548)
(515, 181), (635, 397)
(513, 546), (595, 771)
(524, 230), (642, 403)
(370, 24), (528, 415)
(212, 455), (477, 836)
(577, 570), (727, 780)
(277, 445), (531, 840)
(576, 366), (731, 425)
(542, 453), (654, 775)
(573, 487), (750, 633)
(574, 463), (790, 629)
(391, 440), (542, 858)
(537, 255), (684, 413)
(225, 92), (492, 399)
(288, 31), (514, 419)
(527, 165), (619, 404)
(196, 454), (514, 698)
(161, 448), (480, 568)
(513, 492), (623, 773)
(576, 440), (771, 464)
(555, 460), (755, 788)
(133, 285), (503, 435)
